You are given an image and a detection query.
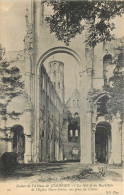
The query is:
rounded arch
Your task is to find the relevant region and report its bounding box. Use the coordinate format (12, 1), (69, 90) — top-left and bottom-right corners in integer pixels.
(11, 124), (24, 134)
(37, 46), (83, 74)
(96, 121), (111, 135)
(34, 47), (83, 154)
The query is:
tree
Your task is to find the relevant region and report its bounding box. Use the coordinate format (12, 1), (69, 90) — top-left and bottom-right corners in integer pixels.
(0, 46), (24, 123)
(63, 109), (80, 128)
(46, 1), (124, 119)
(46, 1), (124, 47)
(104, 45), (124, 119)
(63, 110), (73, 122)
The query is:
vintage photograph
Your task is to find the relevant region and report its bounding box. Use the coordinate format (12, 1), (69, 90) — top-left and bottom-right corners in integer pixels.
(0, 0), (124, 194)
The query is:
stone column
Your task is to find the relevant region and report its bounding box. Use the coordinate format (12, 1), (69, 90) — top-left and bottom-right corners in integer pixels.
(41, 138), (47, 162)
(81, 19), (94, 164)
(33, 75), (40, 162)
(92, 124), (96, 164)
(24, 56), (32, 100)
(106, 136), (108, 162)
(34, 0), (42, 51)
(24, 3), (34, 101)
(50, 141), (54, 162)
(80, 70), (86, 164)
(108, 135), (111, 162)
(24, 135), (32, 163)
(23, 110), (32, 163)
(122, 122), (124, 165)
(85, 107), (92, 164)
(119, 40), (124, 165)
(80, 69), (92, 164)
(110, 116), (122, 164)
(121, 67), (124, 165)
(85, 68), (93, 164)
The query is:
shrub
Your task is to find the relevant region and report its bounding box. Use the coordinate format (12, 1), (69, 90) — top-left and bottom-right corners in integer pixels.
(0, 152), (18, 170)
(80, 168), (93, 177)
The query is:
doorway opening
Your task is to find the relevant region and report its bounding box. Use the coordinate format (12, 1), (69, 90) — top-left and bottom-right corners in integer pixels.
(95, 122), (111, 163)
(11, 125), (25, 162)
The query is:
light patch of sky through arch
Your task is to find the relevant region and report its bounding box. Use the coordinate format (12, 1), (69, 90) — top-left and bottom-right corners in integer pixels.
(44, 53), (80, 103)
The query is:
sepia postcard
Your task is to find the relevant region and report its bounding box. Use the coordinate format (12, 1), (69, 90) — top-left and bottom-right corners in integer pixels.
(0, 0), (124, 194)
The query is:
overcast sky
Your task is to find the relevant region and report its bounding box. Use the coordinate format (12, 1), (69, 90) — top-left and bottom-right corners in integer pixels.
(0, 0), (124, 101)
(0, 0), (26, 51)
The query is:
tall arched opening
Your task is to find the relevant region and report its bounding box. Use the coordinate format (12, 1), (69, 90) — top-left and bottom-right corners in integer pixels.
(34, 47), (83, 162)
(11, 125), (25, 162)
(95, 122), (111, 163)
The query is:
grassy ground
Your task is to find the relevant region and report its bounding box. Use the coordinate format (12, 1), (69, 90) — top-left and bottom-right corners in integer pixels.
(0, 162), (123, 183)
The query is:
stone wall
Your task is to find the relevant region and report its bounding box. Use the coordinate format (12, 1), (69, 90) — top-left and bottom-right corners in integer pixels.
(38, 65), (64, 162)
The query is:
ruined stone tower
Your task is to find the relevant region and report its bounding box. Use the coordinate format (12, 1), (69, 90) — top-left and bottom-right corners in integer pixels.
(48, 60), (65, 103)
